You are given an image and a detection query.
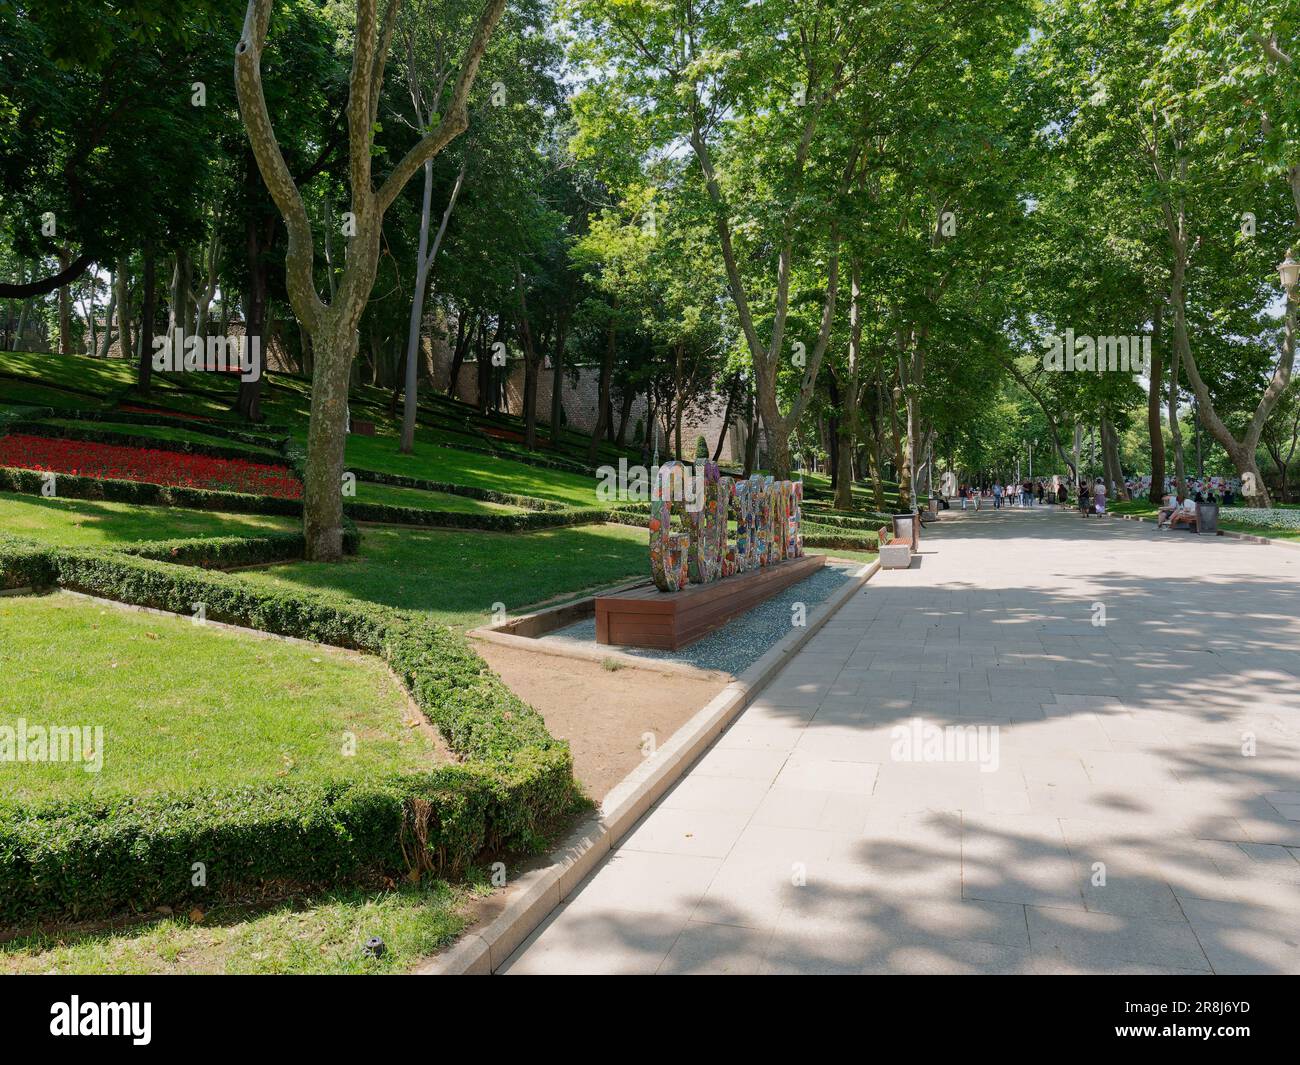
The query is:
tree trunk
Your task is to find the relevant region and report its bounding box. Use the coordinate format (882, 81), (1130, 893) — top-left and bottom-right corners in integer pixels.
(1168, 336), (1187, 496)
(301, 324), (357, 561)
(401, 160), (463, 453)
(615, 387), (635, 448)
(57, 249), (73, 355)
(711, 374), (739, 462)
(1146, 304), (1166, 504)
(114, 263), (131, 360)
(587, 305), (615, 463)
(97, 274), (117, 358)
(447, 309), (474, 400)
(549, 315), (568, 446)
(136, 253), (156, 392)
(476, 317), (493, 415)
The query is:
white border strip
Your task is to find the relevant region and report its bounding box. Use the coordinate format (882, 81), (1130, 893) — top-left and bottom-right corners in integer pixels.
(414, 557), (880, 975)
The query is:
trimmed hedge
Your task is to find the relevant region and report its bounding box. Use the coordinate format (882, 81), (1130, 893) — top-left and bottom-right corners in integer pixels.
(344, 500), (609, 531)
(1, 405), (54, 433)
(0, 541), (581, 925)
(349, 467), (567, 511)
(54, 407), (291, 446)
(0, 465), (301, 516)
(118, 525), (358, 568)
(0, 465), (609, 534)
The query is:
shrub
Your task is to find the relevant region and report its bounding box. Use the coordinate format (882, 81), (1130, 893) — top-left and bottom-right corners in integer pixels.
(0, 465), (302, 516)
(343, 501), (609, 532)
(0, 541), (581, 925)
(348, 468), (566, 511)
(694, 435), (709, 461)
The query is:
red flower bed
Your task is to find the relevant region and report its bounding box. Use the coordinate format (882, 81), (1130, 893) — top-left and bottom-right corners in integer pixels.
(0, 433), (302, 498)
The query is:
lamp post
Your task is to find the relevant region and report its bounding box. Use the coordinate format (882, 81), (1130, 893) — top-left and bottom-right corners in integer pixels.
(1279, 248), (1300, 296)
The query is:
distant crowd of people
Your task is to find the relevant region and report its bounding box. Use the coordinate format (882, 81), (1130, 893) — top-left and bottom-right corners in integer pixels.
(957, 479), (1065, 510)
(1124, 474), (1241, 503)
(956, 474), (1241, 515)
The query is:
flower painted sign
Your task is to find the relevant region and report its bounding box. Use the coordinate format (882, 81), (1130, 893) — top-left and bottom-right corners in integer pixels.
(648, 460), (802, 593)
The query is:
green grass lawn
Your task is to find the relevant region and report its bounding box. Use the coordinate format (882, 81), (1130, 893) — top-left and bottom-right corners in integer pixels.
(235, 522), (648, 629)
(0, 379), (113, 411)
(0, 350), (136, 397)
(41, 418), (285, 458)
(328, 427), (601, 507)
(0, 492), (298, 547)
(1220, 520), (1300, 543)
(352, 480), (523, 514)
(1, 878), (481, 975)
(0, 592), (439, 802)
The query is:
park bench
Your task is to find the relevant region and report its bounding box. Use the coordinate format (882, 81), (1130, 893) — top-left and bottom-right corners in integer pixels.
(878, 525), (912, 570)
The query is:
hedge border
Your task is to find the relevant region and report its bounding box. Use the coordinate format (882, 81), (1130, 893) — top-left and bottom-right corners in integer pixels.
(0, 465), (302, 515)
(0, 539), (581, 925)
(0, 465), (616, 538)
(348, 467), (568, 511)
(49, 407), (291, 445)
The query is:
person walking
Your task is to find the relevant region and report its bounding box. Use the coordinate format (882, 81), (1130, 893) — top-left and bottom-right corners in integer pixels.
(992, 482), (1003, 509)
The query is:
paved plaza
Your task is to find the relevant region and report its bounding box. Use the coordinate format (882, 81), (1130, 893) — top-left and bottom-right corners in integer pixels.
(504, 506), (1300, 974)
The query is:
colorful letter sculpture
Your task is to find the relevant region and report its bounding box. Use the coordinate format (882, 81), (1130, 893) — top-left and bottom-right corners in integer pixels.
(783, 480), (804, 560)
(649, 463), (803, 592)
(686, 462), (729, 585)
(649, 461), (692, 592)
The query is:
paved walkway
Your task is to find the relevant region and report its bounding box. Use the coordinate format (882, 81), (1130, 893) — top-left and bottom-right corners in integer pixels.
(503, 506), (1300, 974)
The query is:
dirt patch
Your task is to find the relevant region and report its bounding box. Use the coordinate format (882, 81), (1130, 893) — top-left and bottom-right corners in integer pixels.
(473, 640), (727, 801)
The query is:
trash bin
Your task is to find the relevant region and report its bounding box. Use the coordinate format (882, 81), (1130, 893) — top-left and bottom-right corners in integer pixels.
(1196, 502), (1219, 535)
(893, 512), (920, 551)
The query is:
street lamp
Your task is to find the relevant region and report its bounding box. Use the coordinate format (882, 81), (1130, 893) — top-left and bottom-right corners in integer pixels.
(1280, 249), (1300, 295)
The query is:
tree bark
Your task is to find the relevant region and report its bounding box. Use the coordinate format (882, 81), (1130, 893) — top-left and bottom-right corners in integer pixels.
(1146, 304), (1166, 504)
(549, 313), (568, 446)
(587, 303), (615, 463)
(1168, 334), (1187, 496)
(57, 248), (74, 355)
(136, 252), (156, 392)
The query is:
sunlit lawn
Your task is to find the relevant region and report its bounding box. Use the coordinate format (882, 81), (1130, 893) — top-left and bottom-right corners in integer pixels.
(330, 428), (602, 507)
(352, 480), (523, 514)
(0, 492), (298, 547)
(0, 592), (437, 802)
(1, 878), (481, 975)
(236, 522), (648, 629)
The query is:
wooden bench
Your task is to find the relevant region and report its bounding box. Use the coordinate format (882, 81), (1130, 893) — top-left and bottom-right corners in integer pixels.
(877, 525), (912, 570)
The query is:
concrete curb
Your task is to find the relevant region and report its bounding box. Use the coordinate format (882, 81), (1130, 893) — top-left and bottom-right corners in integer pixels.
(414, 557), (881, 975)
(1110, 512), (1300, 550)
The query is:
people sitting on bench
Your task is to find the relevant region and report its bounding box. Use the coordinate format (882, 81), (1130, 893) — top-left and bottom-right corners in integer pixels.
(1166, 495), (1199, 532)
(1156, 491), (1180, 526)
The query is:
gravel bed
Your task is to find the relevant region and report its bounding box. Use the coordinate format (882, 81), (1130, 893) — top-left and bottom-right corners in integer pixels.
(539, 560), (863, 675)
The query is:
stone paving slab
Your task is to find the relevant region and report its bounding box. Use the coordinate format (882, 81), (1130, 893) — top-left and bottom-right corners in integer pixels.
(502, 505), (1300, 975)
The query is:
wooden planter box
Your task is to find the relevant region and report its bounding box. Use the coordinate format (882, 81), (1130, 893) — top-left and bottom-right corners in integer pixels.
(595, 554), (827, 651)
